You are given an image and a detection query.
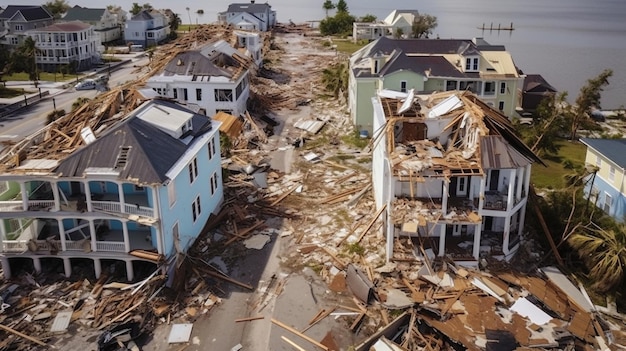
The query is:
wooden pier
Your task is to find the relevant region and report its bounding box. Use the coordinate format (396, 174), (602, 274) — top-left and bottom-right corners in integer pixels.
(478, 22), (514, 31)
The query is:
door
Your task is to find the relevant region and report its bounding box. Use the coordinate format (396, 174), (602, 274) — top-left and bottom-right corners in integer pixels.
(456, 176), (468, 197)
(70, 182), (83, 196)
(488, 170), (500, 191)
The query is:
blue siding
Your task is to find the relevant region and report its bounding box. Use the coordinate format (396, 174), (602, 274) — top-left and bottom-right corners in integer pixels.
(584, 174), (626, 222)
(158, 130), (223, 257)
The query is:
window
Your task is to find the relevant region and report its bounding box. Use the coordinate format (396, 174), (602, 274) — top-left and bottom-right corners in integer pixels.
(609, 166), (615, 182)
(188, 158), (198, 183)
(210, 172), (218, 195)
(484, 81), (496, 96)
(445, 80), (457, 91)
(208, 138), (216, 160)
(134, 185), (144, 192)
(498, 101), (505, 111)
(10, 37), (18, 45)
(595, 155), (602, 167)
(172, 222), (179, 239)
(173, 89), (178, 99)
(500, 82), (507, 94)
(215, 89), (233, 102)
(459, 81), (482, 93)
(604, 193), (612, 213)
(183, 88), (188, 101)
(373, 60), (379, 74)
(400, 81), (407, 93)
(167, 182), (176, 206)
(465, 57), (479, 71)
(192, 196), (201, 222)
(196, 88), (202, 101)
(590, 185), (599, 204)
(14, 25), (23, 31)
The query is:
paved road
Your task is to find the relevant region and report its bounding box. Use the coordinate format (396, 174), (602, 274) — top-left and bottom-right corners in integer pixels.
(0, 55), (149, 153)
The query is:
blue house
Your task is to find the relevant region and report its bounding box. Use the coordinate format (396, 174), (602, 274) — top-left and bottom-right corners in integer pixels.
(0, 100), (223, 281)
(581, 138), (626, 222)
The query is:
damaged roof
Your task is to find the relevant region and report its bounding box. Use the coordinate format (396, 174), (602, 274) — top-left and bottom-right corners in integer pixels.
(162, 51), (233, 78)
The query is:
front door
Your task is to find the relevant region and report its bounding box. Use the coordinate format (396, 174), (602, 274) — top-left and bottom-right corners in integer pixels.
(488, 170), (500, 191)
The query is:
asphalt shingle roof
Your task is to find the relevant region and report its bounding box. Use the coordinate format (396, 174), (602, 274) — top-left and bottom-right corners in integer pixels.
(580, 138), (626, 169)
(62, 6), (105, 22)
(0, 5), (52, 21)
(226, 3), (272, 13)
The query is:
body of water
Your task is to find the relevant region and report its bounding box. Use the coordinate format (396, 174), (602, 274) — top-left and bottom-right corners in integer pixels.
(7, 0), (625, 108)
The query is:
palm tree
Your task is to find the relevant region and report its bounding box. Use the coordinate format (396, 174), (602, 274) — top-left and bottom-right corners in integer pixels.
(20, 37), (40, 86)
(567, 223), (626, 292)
(186, 7), (192, 29)
(169, 13), (181, 32)
(322, 0), (335, 17)
(321, 62), (348, 99)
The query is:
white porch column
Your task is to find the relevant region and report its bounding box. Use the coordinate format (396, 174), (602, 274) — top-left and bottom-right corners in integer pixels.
(518, 206), (527, 244)
(478, 177), (486, 211)
(126, 260), (134, 282)
(441, 180), (449, 216)
(93, 258), (101, 278)
(155, 225), (163, 254)
(506, 169), (516, 212)
(151, 187), (159, 218)
(122, 221), (130, 253)
(63, 257), (72, 278)
(51, 181), (61, 211)
(20, 182), (28, 211)
(89, 219), (97, 252)
(0, 257), (11, 279)
(84, 181), (93, 212)
(524, 164), (532, 198)
(0, 219), (6, 241)
(32, 257), (41, 274)
(118, 183), (126, 213)
(438, 224), (446, 256)
(515, 168), (524, 203)
(58, 219), (67, 251)
(472, 223), (482, 259)
(502, 216), (511, 255)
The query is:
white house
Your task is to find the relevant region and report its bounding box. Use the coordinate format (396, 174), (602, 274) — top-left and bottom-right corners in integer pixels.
(371, 90), (541, 264)
(29, 21), (101, 71)
(352, 10), (419, 43)
(218, 1), (276, 32)
(62, 6), (123, 44)
(235, 30), (263, 67)
(0, 5), (54, 49)
(0, 99), (223, 281)
(124, 9), (169, 48)
(146, 40), (254, 117)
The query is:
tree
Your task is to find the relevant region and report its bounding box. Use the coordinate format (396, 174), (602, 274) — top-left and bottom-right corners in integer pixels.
(18, 37), (40, 85)
(44, 0), (70, 19)
(336, 0), (348, 13)
(394, 28), (404, 39)
(567, 223), (626, 293)
(169, 13), (181, 31)
(568, 69), (613, 140)
(72, 97), (90, 111)
(322, 62), (348, 98)
(360, 14), (376, 23)
(319, 11), (355, 36)
(322, 0), (335, 17)
(130, 2), (152, 15)
(411, 14), (438, 38)
(515, 92), (570, 156)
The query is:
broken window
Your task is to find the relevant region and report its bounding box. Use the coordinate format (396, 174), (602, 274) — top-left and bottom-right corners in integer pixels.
(214, 89), (233, 102)
(460, 81), (482, 94)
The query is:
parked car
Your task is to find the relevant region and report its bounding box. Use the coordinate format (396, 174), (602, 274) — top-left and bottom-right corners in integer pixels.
(74, 79), (97, 90)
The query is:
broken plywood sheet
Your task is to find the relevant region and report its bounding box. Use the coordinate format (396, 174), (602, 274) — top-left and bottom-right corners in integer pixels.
(243, 234), (271, 250)
(294, 119), (326, 134)
(540, 266), (594, 312)
(168, 323), (194, 344)
(510, 297), (552, 325)
(380, 289), (413, 309)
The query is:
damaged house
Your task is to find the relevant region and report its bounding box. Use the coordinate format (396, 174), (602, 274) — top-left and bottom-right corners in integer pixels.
(0, 99), (223, 281)
(146, 38), (254, 117)
(349, 37), (523, 134)
(371, 90), (542, 263)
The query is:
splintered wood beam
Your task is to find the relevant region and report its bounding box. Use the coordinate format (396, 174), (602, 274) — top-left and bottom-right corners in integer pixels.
(51, 128), (71, 141)
(356, 204), (387, 243)
(0, 324), (48, 347)
(271, 318), (329, 351)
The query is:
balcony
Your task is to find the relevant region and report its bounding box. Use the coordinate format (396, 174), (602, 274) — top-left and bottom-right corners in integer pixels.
(483, 191), (508, 211)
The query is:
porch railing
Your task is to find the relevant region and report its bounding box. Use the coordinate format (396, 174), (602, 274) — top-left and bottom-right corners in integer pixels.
(1, 239), (127, 253)
(92, 201), (154, 218)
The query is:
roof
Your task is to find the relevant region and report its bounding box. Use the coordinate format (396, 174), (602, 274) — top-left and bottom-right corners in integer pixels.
(213, 111), (243, 139)
(0, 5), (53, 21)
(62, 6), (106, 22)
(378, 52), (465, 78)
(130, 10), (153, 21)
(54, 100), (214, 185)
(481, 135), (532, 169)
(226, 3), (273, 13)
(523, 74), (557, 93)
(161, 51), (233, 78)
(580, 138), (626, 169)
(33, 20), (91, 32)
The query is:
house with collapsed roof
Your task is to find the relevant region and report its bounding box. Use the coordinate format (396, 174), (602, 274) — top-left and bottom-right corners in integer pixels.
(0, 5), (54, 49)
(371, 89), (542, 263)
(0, 99), (223, 281)
(218, 1), (276, 32)
(146, 39), (254, 117)
(349, 37), (523, 134)
(352, 10), (419, 43)
(581, 138), (626, 222)
(124, 9), (169, 48)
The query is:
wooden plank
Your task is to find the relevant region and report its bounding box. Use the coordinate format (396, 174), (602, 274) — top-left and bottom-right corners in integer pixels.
(202, 269), (254, 290)
(302, 306), (336, 333)
(271, 318), (329, 351)
(234, 316), (264, 323)
(0, 324), (48, 347)
(321, 247), (347, 270)
(349, 312), (366, 332)
(269, 185), (299, 207)
(281, 336), (307, 351)
(356, 204), (387, 243)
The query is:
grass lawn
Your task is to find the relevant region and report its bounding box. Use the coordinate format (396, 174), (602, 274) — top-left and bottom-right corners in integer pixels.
(4, 72), (80, 82)
(331, 39), (366, 54)
(0, 87), (34, 98)
(531, 139), (587, 189)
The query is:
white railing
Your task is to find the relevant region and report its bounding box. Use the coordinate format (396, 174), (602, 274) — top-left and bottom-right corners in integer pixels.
(96, 241), (126, 252)
(92, 201), (154, 218)
(64, 240), (86, 251)
(1, 241), (28, 252)
(28, 200), (55, 210)
(0, 201), (24, 212)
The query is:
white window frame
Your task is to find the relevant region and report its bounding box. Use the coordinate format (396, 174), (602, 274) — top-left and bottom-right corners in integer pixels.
(208, 138), (216, 160)
(210, 172), (218, 196)
(188, 158), (198, 184)
(465, 57), (479, 72)
(609, 166), (615, 182)
(500, 82), (506, 94)
(167, 182), (176, 207)
(400, 81), (407, 93)
(192, 196), (201, 222)
(456, 176), (468, 196)
(604, 192), (612, 213)
(498, 101), (505, 111)
(172, 221), (179, 239)
(595, 155), (602, 167)
(484, 81), (496, 96)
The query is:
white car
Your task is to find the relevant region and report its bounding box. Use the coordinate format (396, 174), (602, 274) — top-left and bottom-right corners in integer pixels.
(74, 79), (97, 90)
